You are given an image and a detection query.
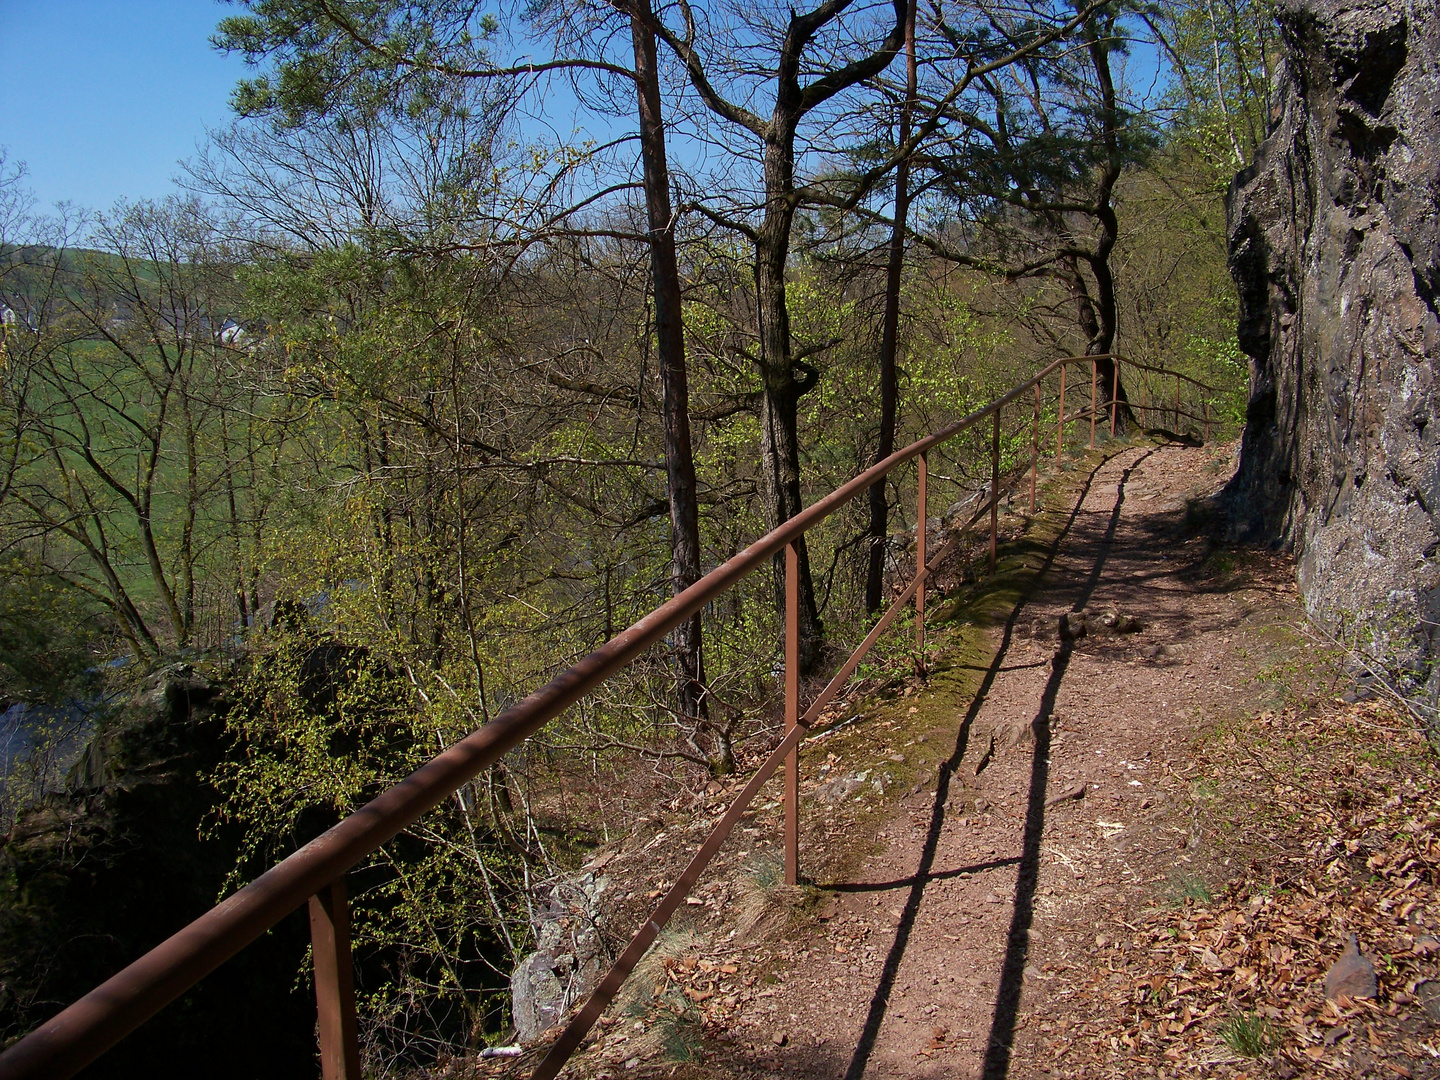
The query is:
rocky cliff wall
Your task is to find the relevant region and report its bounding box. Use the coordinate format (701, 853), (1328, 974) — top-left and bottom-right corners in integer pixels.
(0, 663), (314, 1077)
(1226, 0), (1440, 709)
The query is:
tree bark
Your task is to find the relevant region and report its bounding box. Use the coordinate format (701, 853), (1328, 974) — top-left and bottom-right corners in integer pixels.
(1084, 13), (1137, 428)
(866, 0), (916, 615)
(630, 5), (706, 719)
(648, 0), (907, 673)
(1063, 13), (1136, 431)
(756, 130), (824, 674)
(1058, 253), (1132, 426)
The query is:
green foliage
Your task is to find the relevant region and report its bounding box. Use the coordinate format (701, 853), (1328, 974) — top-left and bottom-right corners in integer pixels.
(0, 559), (110, 706)
(213, 626), (524, 1060)
(0, 200), (289, 655)
(1218, 1010), (1275, 1057)
(1157, 0), (1280, 167)
(0, 0), (1271, 1066)
(215, 0), (503, 126)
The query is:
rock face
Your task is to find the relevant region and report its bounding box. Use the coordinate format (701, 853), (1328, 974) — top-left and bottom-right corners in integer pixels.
(1227, 0), (1440, 708)
(0, 662), (313, 1077)
(510, 872), (611, 1044)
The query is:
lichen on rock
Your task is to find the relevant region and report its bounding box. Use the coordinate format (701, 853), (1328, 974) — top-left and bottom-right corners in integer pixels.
(510, 871), (611, 1044)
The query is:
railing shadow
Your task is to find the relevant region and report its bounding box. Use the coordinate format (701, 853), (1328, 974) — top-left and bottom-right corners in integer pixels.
(842, 448), (1129, 1080)
(824, 856), (1021, 894)
(977, 447), (1153, 1080)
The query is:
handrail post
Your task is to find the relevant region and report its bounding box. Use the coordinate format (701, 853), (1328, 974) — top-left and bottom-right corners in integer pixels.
(1204, 398), (1211, 443)
(1089, 357), (1097, 448)
(1030, 384), (1039, 512)
(916, 452), (927, 658)
(989, 409), (999, 575)
(310, 878), (361, 1080)
(783, 541), (799, 887)
(1110, 358), (1120, 438)
(1174, 376), (1181, 434)
(1055, 363), (1066, 464)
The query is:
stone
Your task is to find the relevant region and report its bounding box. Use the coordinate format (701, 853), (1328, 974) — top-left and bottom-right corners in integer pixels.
(1226, 0), (1440, 706)
(1417, 980), (1440, 1024)
(511, 951), (566, 1045)
(511, 871), (612, 1043)
(1058, 612), (1088, 641)
(814, 772), (867, 804)
(1324, 935), (1378, 1001)
(973, 734), (995, 776)
(1097, 610), (1141, 633)
(997, 718), (1037, 747)
(0, 661), (317, 1072)
(772, 1031), (788, 1046)
(1047, 783), (1087, 807)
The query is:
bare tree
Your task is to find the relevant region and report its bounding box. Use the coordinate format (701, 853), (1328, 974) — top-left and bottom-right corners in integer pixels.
(644, 0), (908, 670)
(913, 2), (1148, 423)
(3, 200), (253, 654)
(217, 0), (711, 722)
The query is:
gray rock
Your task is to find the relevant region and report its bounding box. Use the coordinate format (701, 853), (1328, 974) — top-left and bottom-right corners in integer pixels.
(510, 872), (611, 1044)
(510, 951), (566, 1045)
(1058, 612), (1088, 641)
(997, 718), (1037, 747)
(1324, 934), (1378, 1000)
(1226, 0), (1440, 709)
(1417, 980), (1440, 1024)
(813, 771), (869, 803)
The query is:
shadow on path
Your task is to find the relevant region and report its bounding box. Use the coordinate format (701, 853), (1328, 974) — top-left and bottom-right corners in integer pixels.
(977, 448), (1153, 1080)
(825, 856), (1021, 894)
(843, 447), (1154, 1080)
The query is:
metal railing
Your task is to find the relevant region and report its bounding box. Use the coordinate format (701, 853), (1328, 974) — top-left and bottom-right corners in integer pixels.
(0, 353), (1224, 1080)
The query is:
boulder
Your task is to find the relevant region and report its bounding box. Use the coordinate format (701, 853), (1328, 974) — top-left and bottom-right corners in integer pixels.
(1058, 611), (1088, 641)
(1226, 0), (1440, 710)
(511, 872), (611, 1044)
(1324, 934), (1378, 1000)
(0, 661), (314, 1078)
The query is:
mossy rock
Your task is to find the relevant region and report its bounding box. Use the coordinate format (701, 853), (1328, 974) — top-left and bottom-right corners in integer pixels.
(0, 662), (314, 1078)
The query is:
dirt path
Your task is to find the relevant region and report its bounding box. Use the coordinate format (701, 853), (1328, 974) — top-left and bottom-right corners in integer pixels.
(709, 440), (1308, 1079)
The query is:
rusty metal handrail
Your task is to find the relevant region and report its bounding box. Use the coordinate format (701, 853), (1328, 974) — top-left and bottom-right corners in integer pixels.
(1112, 355), (1227, 395)
(528, 484), (1011, 1079)
(0, 351), (1184, 1080)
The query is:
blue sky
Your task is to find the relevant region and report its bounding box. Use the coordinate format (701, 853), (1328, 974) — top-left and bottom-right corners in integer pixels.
(0, 1), (248, 211)
(0, 3), (1170, 215)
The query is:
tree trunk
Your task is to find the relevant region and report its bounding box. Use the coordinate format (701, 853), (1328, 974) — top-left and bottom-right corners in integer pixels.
(755, 131), (824, 674)
(630, 7), (706, 719)
(647, 0), (906, 671)
(1078, 13), (1136, 432)
(1059, 254), (1134, 429)
(866, 0), (916, 615)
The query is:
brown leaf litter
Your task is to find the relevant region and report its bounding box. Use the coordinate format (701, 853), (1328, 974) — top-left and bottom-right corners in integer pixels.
(1026, 700), (1440, 1080)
